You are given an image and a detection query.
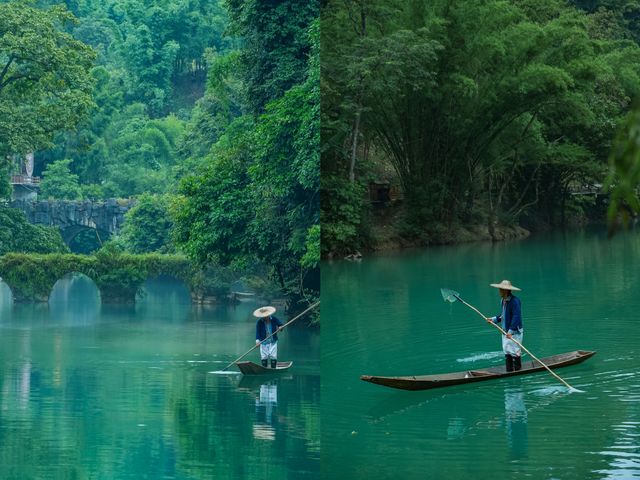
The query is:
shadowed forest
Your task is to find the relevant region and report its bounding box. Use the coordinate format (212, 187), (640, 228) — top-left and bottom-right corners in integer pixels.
(322, 0), (640, 257)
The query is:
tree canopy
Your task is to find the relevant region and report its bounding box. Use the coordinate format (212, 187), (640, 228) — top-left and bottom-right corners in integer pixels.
(0, 206), (68, 255)
(0, 1), (95, 161)
(321, 0), (640, 255)
(171, 3), (320, 308)
(32, 0), (231, 199)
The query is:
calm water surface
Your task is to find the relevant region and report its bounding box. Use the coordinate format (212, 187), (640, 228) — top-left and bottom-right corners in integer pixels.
(322, 229), (640, 480)
(0, 276), (319, 479)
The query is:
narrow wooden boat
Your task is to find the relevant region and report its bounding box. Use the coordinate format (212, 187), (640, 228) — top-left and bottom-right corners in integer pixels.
(361, 350), (596, 391)
(236, 361), (293, 375)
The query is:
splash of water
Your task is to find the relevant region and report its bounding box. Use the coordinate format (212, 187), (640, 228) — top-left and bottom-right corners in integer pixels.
(456, 351), (504, 363)
(531, 385), (584, 396)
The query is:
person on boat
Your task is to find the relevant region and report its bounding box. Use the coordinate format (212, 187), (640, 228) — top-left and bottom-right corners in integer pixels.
(486, 280), (523, 372)
(254, 306), (283, 369)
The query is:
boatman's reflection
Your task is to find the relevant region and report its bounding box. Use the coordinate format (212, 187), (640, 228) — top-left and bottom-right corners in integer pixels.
(504, 388), (528, 459)
(253, 381), (278, 441)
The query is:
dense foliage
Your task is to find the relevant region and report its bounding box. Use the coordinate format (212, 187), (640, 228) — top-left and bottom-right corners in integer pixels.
(40, 159), (82, 200)
(172, 3), (320, 309)
(0, 207), (68, 255)
(33, 0), (232, 198)
(1, 0), (319, 310)
(605, 105), (640, 232)
(118, 193), (174, 253)
(321, 0), (640, 255)
(0, 2), (95, 161)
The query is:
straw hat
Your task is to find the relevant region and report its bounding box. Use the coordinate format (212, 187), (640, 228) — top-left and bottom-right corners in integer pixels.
(489, 280), (521, 291)
(253, 306), (276, 318)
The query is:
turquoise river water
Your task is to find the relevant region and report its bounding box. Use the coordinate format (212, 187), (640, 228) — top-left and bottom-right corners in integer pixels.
(321, 229), (640, 480)
(0, 276), (319, 479)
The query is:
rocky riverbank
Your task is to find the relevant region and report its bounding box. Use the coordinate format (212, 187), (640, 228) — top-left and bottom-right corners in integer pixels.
(368, 222), (530, 253)
(326, 202), (531, 260)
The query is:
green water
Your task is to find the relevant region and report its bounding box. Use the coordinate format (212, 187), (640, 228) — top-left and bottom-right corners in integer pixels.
(321, 229), (640, 480)
(0, 276), (319, 479)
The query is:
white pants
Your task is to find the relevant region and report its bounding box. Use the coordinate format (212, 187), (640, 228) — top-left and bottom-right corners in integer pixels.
(260, 341), (278, 360)
(502, 331), (523, 357)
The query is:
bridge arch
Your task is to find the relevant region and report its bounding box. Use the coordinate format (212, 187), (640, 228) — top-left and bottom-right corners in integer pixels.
(49, 272), (101, 303)
(10, 198), (134, 248)
(49, 272), (101, 322)
(0, 254), (96, 302)
(0, 253), (234, 305)
(62, 226), (111, 253)
(0, 280), (13, 312)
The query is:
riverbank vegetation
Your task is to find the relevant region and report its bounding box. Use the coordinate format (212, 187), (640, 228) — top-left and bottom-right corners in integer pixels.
(321, 0), (640, 257)
(1, 0), (319, 312)
(606, 104), (640, 233)
(0, 207), (68, 256)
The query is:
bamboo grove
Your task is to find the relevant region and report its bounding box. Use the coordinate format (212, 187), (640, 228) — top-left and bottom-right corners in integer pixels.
(321, 0), (640, 256)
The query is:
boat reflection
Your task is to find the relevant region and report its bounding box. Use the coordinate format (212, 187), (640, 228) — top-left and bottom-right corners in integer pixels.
(253, 382), (278, 441)
(235, 376), (293, 442)
(365, 385), (534, 454)
(504, 388), (528, 460)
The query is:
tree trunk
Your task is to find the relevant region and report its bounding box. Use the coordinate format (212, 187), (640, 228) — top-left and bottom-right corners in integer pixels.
(349, 110), (361, 182)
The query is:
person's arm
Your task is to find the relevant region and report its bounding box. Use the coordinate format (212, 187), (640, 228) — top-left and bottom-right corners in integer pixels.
(486, 308), (502, 324)
(256, 321), (261, 345)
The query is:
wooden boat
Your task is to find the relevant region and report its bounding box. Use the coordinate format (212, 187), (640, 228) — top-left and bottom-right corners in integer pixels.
(361, 350), (596, 391)
(236, 361), (293, 375)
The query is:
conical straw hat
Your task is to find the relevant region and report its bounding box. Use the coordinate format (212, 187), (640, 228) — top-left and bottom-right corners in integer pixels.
(253, 306), (276, 318)
(489, 279), (521, 291)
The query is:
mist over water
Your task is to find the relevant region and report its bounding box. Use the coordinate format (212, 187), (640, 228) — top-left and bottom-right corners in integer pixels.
(0, 276), (319, 479)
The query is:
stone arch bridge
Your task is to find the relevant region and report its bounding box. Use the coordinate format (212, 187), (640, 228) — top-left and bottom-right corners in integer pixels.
(0, 253), (233, 305)
(10, 199), (134, 244)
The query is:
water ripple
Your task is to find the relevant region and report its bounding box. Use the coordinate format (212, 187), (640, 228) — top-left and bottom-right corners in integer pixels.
(456, 351), (504, 363)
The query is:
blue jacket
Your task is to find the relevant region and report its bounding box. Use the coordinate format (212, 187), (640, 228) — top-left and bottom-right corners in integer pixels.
(256, 316), (282, 342)
(492, 295), (522, 334)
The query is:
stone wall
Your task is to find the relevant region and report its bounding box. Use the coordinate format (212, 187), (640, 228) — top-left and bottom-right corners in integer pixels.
(10, 199), (134, 240)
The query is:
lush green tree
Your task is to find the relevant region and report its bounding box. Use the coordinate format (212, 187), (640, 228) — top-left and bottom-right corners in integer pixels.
(39, 159), (82, 200)
(320, 175), (367, 256)
(120, 24), (179, 116)
(119, 193), (174, 253)
(0, 164), (10, 200)
(248, 20), (319, 294)
(177, 51), (243, 162)
(605, 105), (640, 233)
(570, 0), (640, 41)
(0, 207), (69, 255)
(226, 0), (319, 114)
(0, 2), (95, 162)
(171, 117), (254, 267)
(173, 14), (320, 307)
(35, 0), (232, 198)
(92, 106), (185, 197)
(321, 0), (640, 253)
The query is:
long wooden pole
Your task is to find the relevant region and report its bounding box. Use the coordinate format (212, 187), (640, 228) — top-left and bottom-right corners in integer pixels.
(222, 301), (320, 371)
(453, 294), (577, 391)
